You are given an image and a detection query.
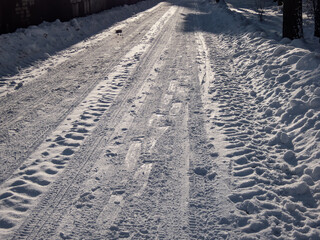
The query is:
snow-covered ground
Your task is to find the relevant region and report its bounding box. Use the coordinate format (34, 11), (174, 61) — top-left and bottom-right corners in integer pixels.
(0, 0), (320, 239)
(0, 0), (162, 95)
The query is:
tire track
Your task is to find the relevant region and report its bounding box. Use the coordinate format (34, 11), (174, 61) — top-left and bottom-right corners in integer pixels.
(184, 3), (241, 239)
(0, 2), (172, 185)
(5, 5), (180, 240)
(75, 6), (195, 239)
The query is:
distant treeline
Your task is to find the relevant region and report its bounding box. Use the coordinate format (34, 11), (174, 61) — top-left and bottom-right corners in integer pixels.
(0, 0), (142, 34)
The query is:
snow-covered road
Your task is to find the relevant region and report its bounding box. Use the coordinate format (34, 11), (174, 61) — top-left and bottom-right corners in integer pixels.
(1, 0), (320, 239)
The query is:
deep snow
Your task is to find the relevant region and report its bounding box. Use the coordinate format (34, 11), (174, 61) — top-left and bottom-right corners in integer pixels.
(0, 0), (320, 239)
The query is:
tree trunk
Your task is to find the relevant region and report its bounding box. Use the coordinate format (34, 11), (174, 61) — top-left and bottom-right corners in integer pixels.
(315, 0), (320, 38)
(283, 0), (303, 39)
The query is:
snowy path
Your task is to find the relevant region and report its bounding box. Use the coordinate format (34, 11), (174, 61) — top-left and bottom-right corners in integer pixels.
(1, 0), (320, 239)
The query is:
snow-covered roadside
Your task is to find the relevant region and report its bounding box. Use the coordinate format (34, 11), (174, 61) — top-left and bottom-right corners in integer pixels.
(226, 0), (320, 50)
(0, 0), (161, 95)
(196, 0), (320, 238)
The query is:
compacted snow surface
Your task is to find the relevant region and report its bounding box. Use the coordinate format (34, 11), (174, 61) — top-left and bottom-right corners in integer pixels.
(0, 0), (320, 239)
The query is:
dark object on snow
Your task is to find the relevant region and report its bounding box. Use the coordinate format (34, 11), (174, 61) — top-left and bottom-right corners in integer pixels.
(116, 29), (122, 35)
(283, 0), (303, 39)
(15, 82), (23, 90)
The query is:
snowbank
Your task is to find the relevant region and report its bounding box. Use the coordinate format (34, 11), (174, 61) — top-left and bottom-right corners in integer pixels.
(197, 0), (320, 238)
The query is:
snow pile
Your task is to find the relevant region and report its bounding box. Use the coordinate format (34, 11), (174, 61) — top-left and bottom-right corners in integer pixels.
(198, 0), (320, 238)
(0, 0), (160, 92)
